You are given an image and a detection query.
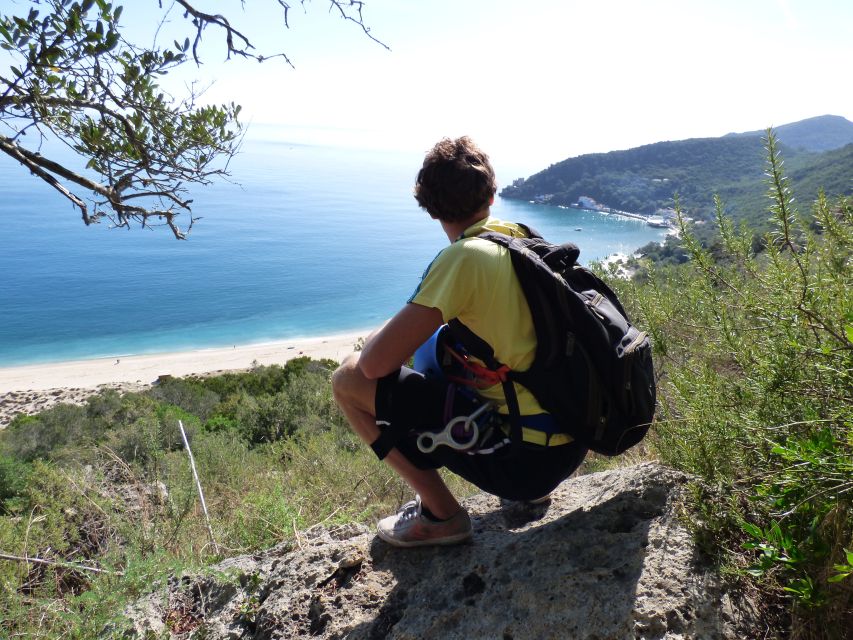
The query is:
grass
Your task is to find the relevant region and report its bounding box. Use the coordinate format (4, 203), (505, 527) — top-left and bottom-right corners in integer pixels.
(0, 358), (482, 638)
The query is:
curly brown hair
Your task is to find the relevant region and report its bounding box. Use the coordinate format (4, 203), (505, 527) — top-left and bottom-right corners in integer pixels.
(414, 137), (496, 223)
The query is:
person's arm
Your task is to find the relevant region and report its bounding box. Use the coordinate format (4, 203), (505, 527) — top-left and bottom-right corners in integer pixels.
(358, 302), (443, 379)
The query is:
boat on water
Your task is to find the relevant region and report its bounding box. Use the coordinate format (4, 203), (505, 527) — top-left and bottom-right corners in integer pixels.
(646, 216), (670, 228)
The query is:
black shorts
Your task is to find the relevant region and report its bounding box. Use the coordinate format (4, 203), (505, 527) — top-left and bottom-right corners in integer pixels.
(374, 367), (588, 501)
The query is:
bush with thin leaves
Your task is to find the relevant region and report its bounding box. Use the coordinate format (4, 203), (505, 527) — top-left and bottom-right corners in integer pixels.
(620, 131), (852, 638)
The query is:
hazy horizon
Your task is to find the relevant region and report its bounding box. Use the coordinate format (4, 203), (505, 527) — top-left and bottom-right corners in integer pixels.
(87, 0), (853, 175)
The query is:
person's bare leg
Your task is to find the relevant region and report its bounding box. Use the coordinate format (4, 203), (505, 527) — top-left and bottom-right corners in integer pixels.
(332, 354), (461, 520)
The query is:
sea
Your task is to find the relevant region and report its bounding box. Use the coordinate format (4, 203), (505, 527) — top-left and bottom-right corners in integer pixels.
(0, 131), (668, 367)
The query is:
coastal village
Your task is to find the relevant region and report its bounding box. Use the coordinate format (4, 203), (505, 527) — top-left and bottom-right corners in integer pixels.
(526, 191), (677, 229)
(521, 193), (683, 279)
(573, 196), (675, 228)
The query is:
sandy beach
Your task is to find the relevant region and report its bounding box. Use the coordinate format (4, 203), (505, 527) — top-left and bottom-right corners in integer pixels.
(0, 332), (364, 427)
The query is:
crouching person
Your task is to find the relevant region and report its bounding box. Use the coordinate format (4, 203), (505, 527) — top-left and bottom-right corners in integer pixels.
(332, 136), (587, 548)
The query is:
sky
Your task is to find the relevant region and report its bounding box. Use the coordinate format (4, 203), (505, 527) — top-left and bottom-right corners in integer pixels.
(5, 0), (853, 179)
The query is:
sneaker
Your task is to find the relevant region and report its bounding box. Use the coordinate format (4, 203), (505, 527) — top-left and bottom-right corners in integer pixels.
(377, 496), (472, 548)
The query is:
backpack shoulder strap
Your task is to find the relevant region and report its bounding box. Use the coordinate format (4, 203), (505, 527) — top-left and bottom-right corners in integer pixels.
(477, 230), (581, 273)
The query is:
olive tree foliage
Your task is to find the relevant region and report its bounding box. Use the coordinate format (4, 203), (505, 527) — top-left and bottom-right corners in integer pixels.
(0, 0), (385, 238)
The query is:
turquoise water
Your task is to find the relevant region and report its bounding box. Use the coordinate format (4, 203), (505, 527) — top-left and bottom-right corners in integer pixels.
(0, 136), (667, 366)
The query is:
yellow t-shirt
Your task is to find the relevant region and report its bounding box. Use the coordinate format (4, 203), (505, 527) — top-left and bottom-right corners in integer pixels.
(409, 217), (545, 415)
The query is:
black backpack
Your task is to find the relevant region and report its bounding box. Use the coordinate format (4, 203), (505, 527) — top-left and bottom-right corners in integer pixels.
(446, 224), (656, 456)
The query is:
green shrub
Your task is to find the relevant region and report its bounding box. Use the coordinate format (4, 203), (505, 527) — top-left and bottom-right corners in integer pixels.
(203, 413), (241, 433)
(0, 403), (88, 462)
(0, 460), (116, 599)
(191, 357), (336, 398)
(205, 366), (343, 445)
(154, 405), (201, 451)
(102, 414), (165, 469)
(0, 453), (31, 505)
(146, 377), (221, 421)
(623, 133), (852, 637)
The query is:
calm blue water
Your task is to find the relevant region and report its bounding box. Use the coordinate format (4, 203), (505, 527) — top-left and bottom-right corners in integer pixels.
(0, 134), (667, 366)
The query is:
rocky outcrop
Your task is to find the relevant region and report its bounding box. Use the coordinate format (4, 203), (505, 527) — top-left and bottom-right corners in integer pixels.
(122, 463), (760, 639)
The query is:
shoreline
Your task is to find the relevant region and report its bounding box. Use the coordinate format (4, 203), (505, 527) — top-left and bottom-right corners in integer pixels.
(0, 331), (365, 393)
(0, 331), (366, 427)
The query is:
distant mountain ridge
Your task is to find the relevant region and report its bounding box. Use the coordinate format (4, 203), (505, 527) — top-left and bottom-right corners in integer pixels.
(500, 115), (853, 226)
(725, 114), (853, 152)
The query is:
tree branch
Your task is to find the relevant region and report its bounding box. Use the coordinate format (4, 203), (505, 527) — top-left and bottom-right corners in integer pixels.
(0, 135), (92, 223)
(1, 136), (112, 199)
(173, 0), (294, 66)
(0, 136), (194, 237)
(0, 552), (123, 576)
(1, 0), (387, 238)
(2, 93), (152, 167)
(327, 1), (390, 50)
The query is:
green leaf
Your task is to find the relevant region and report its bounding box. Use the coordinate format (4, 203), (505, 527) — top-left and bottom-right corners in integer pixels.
(741, 522), (763, 539)
(845, 324), (853, 344)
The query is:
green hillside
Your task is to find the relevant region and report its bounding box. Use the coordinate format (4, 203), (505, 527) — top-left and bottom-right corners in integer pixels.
(715, 142), (853, 228)
(500, 116), (853, 228)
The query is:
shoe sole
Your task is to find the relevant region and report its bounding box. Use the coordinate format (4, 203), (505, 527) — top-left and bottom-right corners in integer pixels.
(376, 529), (473, 548)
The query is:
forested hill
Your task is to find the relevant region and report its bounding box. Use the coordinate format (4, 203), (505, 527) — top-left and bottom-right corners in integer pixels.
(500, 115), (853, 227)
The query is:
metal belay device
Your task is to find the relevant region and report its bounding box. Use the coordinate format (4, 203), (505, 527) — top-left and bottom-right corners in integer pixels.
(412, 326), (497, 453)
(416, 401), (494, 453)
